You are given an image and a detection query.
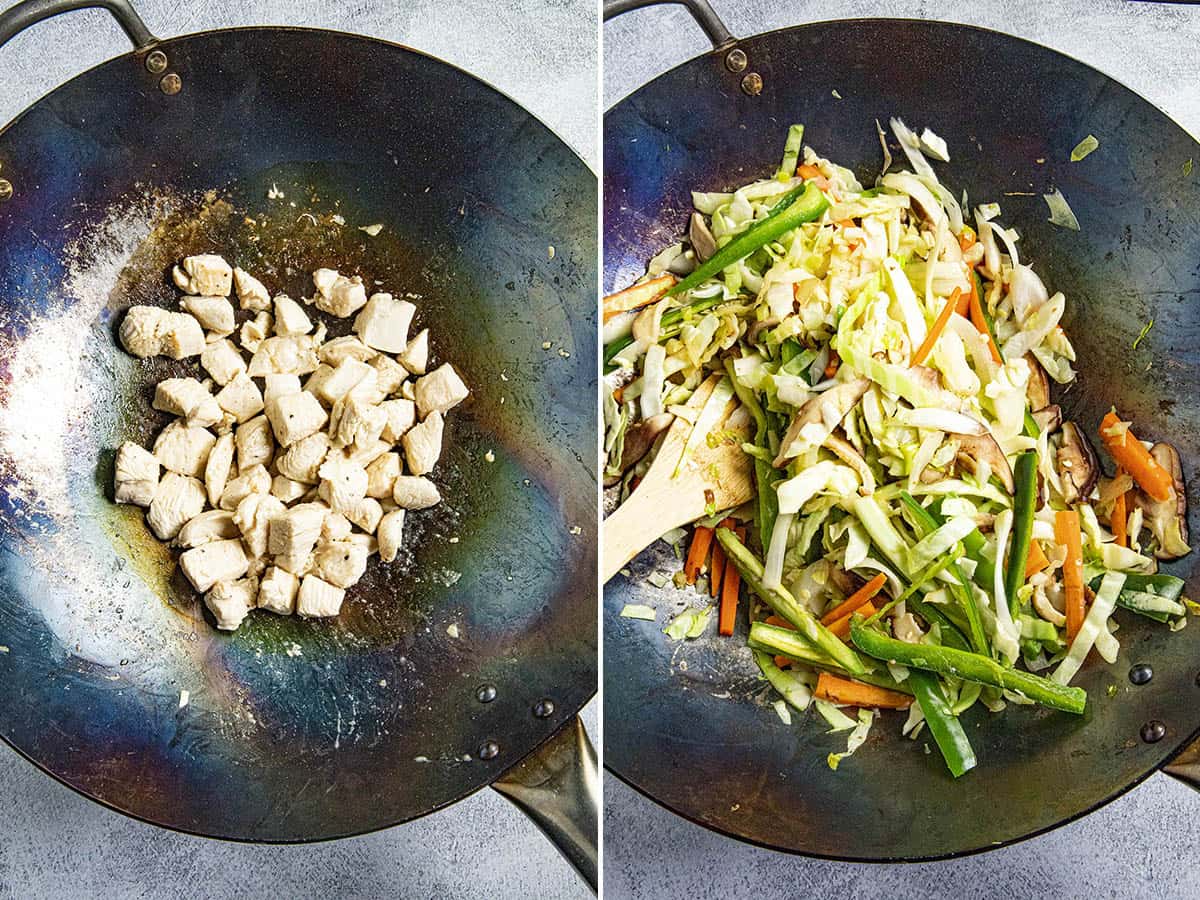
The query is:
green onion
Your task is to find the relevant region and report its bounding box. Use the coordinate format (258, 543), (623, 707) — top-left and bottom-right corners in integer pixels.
(1005, 451), (1038, 619)
(776, 124), (805, 182)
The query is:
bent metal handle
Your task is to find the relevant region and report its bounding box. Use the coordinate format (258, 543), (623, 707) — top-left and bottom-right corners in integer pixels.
(603, 0), (734, 50)
(0, 0), (157, 51)
(1164, 734), (1200, 792)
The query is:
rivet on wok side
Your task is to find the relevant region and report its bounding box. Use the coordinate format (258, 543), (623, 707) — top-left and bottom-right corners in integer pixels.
(533, 698), (555, 718)
(1140, 721), (1166, 744)
(724, 48), (747, 73)
(478, 741), (500, 760)
(740, 73), (763, 97)
(159, 73), (182, 96)
(0, 180), (11, 202)
(476, 684), (497, 703)
(145, 50), (168, 74)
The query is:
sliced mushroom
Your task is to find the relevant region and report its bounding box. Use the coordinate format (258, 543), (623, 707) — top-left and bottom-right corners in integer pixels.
(1134, 442), (1190, 560)
(774, 378), (870, 467)
(824, 432), (876, 494)
(603, 413), (674, 487)
(1023, 354), (1050, 411)
(1055, 421), (1100, 505)
(954, 431), (1015, 493)
(746, 316), (782, 346)
(689, 213), (718, 262)
(1031, 403), (1062, 435)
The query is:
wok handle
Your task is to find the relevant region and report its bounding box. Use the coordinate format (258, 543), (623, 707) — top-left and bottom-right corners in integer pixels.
(0, 0), (157, 51)
(1164, 734), (1200, 792)
(492, 716), (598, 893)
(603, 0), (736, 50)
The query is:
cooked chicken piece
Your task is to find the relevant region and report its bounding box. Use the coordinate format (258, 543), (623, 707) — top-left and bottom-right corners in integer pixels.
(378, 496), (399, 513)
(118, 306), (174, 358)
(273, 294), (312, 336)
(322, 510), (353, 541)
(317, 454), (368, 515)
(392, 475), (441, 510)
(177, 509), (239, 548)
(215, 371), (265, 424)
(400, 380), (416, 401)
(200, 338), (247, 386)
(380, 399), (416, 443)
(113, 441), (160, 506)
(233, 267), (270, 311)
(219, 463), (271, 510)
(153, 420), (216, 477)
(204, 432), (235, 506)
(402, 411), (444, 475)
(353, 293), (415, 353)
(240, 310), (272, 353)
(159, 312), (206, 359)
(173, 255), (232, 297)
(377, 509), (405, 562)
(314, 358), (374, 406)
(347, 367), (383, 404)
(180, 538), (249, 593)
(153, 377), (222, 428)
(296, 574), (345, 617)
(275, 431), (330, 483)
(257, 566), (299, 615)
(319, 336), (375, 366)
(414, 363), (469, 418)
(311, 268), (339, 299)
(365, 452), (400, 499)
(269, 502), (328, 573)
(234, 492), (287, 558)
(247, 335), (320, 376)
(337, 439), (391, 468)
(330, 396), (387, 450)
(312, 539), (369, 589)
(399, 328), (429, 375)
(235, 413), (274, 472)
(313, 270), (367, 318)
(204, 578), (256, 631)
(270, 474), (308, 503)
(146, 473), (206, 541)
(347, 531), (378, 557)
(181, 295), (235, 335)
(369, 354), (408, 395)
(265, 390), (328, 446)
(345, 497), (383, 534)
(263, 373), (301, 403)
(303, 364), (335, 403)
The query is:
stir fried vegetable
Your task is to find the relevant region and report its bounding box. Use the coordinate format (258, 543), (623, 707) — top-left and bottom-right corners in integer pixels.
(605, 120), (1193, 777)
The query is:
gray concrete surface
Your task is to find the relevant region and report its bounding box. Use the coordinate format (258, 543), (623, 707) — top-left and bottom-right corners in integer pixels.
(602, 2), (1200, 898)
(0, 2), (596, 899)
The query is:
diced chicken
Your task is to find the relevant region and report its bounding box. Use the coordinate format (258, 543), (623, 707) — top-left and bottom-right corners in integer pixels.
(275, 431), (330, 483)
(263, 373), (301, 404)
(311, 268), (339, 300)
(322, 510), (353, 541)
(319, 336), (375, 366)
(177, 509), (239, 548)
(296, 574), (345, 617)
(247, 335), (320, 376)
(269, 502), (327, 574)
(317, 454), (368, 515)
(234, 492), (287, 558)
(313, 270), (368, 318)
(273, 294), (312, 336)
(257, 566), (299, 615)
(312, 539), (369, 589)
(370, 354), (408, 395)
(377, 510), (405, 562)
(161, 312), (206, 359)
(402, 411), (444, 475)
(380, 398), (416, 443)
(119, 306), (173, 358)
(181, 295), (235, 335)
(240, 310), (272, 353)
(153, 420), (216, 477)
(270, 475), (308, 503)
(392, 475), (442, 510)
(379, 497), (399, 513)
(414, 363), (469, 418)
(338, 439), (391, 468)
(314, 358), (373, 406)
(347, 531), (378, 557)
(146, 473), (206, 541)
(266, 390), (329, 446)
(219, 463), (271, 510)
(173, 255), (233, 297)
(365, 452), (400, 499)
(330, 396), (387, 449)
(215, 371), (265, 424)
(153, 377), (222, 428)
(204, 432), (235, 506)
(353, 293), (415, 353)
(233, 267), (271, 311)
(235, 413), (274, 472)
(204, 578), (256, 631)
(201, 339), (247, 386)
(180, 538), (249, 593)
(303, 364), (335, 403)
(399, 328), (429, 375)
(400, 380), (416, 401)
(345, 497), (383, 534)
(113, 441), (160, 506)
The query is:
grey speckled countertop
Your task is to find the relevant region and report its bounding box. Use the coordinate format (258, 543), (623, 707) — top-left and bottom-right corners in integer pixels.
(0, 2), (595, 899)
(603, 2), (1200, 899)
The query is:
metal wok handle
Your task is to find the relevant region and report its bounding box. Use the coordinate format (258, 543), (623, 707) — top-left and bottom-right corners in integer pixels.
(1164, 734), (1200, 792)
(492, 716), (598, 893)
(603, 0), (734, 50)
(0, 0), (157, 51)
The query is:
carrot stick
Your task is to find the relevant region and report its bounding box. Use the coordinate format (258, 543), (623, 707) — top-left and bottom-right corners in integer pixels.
(1099, 411), (1173, 502)
(1024, 540), (1049, 579)
(709, 543), (726, 598)
(796, 163), (821, 179)
(956, 272), (975, 317)
(814, 672), (913, 709)
(765, 615), (793, 629)
(774, 655), (792, 669)
(968, 284), (1004, 363)
(835, 217), (856, 229)
(823, 351), (840, 379)
(1111, 467), (1129, 548)
(684, 526), (713, 585)
(820, 573), (887, 625)
(911, 288), (961, 366)
(1055, 510), (1086, 641)
(958, 225), (976, 252)
(827, 601), (878, 639)
(602, 274), (675, 323)
(718, 527), (745, 635)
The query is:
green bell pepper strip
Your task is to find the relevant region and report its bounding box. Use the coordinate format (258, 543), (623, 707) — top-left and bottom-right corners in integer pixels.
(849, 617), (1087, 714)
(716, 527), (868, 676)
(775, 124), (805, 182)
(725, 358), (782, 552)
(907, 669), (977, 778)
(747, 623), (912, 695)
(752, 649), (813, 710)
(1088, 572), (1187, 622)
(1005, 451), (1038, 619)
(603, 294), (725, 367)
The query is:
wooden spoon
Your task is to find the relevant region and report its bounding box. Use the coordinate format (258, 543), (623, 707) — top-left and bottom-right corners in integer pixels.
(603, 374), (755, 583)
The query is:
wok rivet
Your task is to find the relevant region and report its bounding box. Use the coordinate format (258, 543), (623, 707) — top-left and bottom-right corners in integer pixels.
(145, 50), (168, 74)
(1129, 664), (1153, 685)
(740, 72), (763, 97)
(0, 179), (11, 202)
(159, 73), (182, 96)
(479, 740), (499, 760)
(724, 48), (747, 73)
(476, 684), (497, 703)
(1140, 720), (1166, 744)
(533, 698), (555, 718)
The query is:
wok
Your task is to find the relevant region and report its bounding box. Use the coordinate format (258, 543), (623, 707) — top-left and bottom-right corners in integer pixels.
(603, 0), (1200, 861)
(0, 0), (597, 887)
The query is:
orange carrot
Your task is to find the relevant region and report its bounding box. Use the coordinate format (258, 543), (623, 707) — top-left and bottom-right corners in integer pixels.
(718, 527), (745, 635)
(968, 284), (1004, 363)
(835, 217), (856, 229)
(1099, 411), (1173, 502)
(774, 655), (792, 669)
(1055, 510), (1086, 641)
(823, 351), (840, 379)
(958, 225), (976, 252)
(796, 163), (822, 180)
(820, 573), (887, 625)
(1024, 540), (1049, 579)
(911, 288), (961, 366)
(814, 672), (913, 709)
(765, 615), (793, 629)
(684, 526), (713, 585)
(612, 385), (625, 404)
(827, 601), (877, 640)
(602, 274), (675, 323)
(1111, 467), (1129, 548)
(956, 271), (975, 317)
(709, 543), (726, 599)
